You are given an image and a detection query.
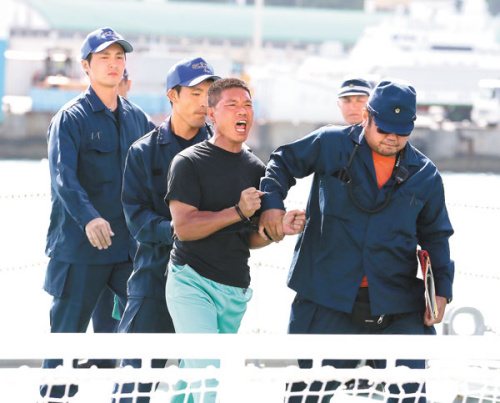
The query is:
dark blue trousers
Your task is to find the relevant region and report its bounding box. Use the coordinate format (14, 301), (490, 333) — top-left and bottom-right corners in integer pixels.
(93, 286), (119, 333)
(83, 286), (120, 368)
(40, 260), (132, 399)
(112, 296), (176, 403)
(288, 294), (435, 403)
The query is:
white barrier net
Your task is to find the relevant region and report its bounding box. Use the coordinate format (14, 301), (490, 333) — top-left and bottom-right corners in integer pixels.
(1, 334), (499, 403)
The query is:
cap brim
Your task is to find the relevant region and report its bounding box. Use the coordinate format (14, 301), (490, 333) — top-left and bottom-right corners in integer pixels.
(93, 39), (133, 54)
(338, 90), (370, 98)
(179, 74), (220, 87)
(373, 115), (414, 135)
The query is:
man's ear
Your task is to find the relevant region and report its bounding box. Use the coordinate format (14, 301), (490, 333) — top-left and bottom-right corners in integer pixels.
(361, 108), (369, 128)
(81, 59), (89, 75)
(167, 88), (178, 103)
(207, 107), (215, 123)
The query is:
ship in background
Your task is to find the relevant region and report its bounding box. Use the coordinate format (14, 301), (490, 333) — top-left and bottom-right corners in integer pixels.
(2, 0), (500, 162)
(471, 79), (500, 127)
(259, 0), (500, 126)
(349, 0), (500, 123)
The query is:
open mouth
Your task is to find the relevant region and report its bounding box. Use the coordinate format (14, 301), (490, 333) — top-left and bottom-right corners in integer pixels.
(236, 121), (247, 132)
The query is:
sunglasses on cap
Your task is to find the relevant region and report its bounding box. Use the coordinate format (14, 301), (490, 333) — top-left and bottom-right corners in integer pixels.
(376, 127), (411, 137)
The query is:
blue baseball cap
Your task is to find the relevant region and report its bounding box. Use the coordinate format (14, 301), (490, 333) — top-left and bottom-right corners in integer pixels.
(81, 27), (133, 60)
(366, 80), (417, 135)
(166, 57), (220, 92)
(338, 78), (372, 98)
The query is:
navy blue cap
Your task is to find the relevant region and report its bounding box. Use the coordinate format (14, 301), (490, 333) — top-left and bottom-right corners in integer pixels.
(338, 78), (372, 98)
(81, 27), (133, 60)
(166, 57), (220, 92)
(366, 80), (417, 134)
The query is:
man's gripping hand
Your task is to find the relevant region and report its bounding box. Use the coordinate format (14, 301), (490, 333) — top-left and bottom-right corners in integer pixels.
(259, 209), (286, 242)
(423, 296), (447, 327)
(282, 209), (306, 235)
(238, 187), (263, 219)
(85, 217), (114, 250)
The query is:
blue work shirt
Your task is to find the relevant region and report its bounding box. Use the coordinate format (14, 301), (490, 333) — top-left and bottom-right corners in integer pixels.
(260, 124), (454, 316)
(45, 86), (151, 265)
(122, 118), (212, 299)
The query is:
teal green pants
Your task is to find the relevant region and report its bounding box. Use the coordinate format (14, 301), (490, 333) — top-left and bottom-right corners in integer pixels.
(166, 263), (253, 403)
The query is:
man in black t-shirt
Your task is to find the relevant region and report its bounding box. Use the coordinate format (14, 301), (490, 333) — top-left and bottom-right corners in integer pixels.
(164, 77), (305, 402)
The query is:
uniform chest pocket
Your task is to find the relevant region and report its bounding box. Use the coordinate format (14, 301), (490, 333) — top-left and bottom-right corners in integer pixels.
(80, 133), (119, 184)
(387, 190), (424, 231)
(392, 190), (424, 211)
(318, 175), (353, 217)
(81, 132), (118, 153)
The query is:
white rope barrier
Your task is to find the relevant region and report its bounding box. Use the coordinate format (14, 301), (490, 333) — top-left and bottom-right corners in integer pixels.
(0, 192), (50, 199)
(0, 189), (499, 210)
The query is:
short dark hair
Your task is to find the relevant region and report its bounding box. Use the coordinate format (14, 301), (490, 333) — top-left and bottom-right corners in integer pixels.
(208, 77), (251, 108)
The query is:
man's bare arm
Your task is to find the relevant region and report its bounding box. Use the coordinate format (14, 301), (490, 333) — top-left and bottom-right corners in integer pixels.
(170, 187), (262, 241)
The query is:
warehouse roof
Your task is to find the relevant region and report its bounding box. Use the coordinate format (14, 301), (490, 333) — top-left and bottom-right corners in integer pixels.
(23, 0), (387, 45)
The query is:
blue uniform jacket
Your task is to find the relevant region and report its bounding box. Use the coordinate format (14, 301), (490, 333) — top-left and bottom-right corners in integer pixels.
(45, 86), (151, 266)
(122, 118), (212, 299)
(260, 124), (454, 315)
